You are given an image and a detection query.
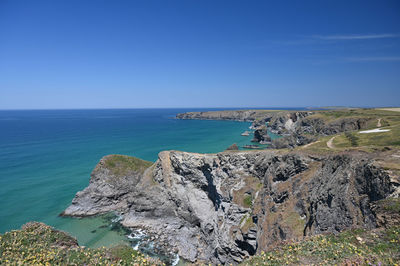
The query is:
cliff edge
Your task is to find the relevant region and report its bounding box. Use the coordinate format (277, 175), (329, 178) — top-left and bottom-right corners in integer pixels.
(63, 150), (396, 264)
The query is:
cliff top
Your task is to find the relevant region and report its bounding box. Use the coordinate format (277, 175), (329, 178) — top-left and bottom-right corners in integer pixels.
(96, 154), (154, 177)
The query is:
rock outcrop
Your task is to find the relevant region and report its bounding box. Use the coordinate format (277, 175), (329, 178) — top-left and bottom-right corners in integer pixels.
(251, 125), (271, 143)
(270, 133), (317, 149)
(268, 116), (374, 148)
(267, 111), (313, 135)
(295, 117), (373, 135)
(226, 143), (239, 151)
(63, 151), (394, 264)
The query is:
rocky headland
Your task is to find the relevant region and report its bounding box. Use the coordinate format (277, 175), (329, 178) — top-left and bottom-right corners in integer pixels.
(176, 109), (375, 148)
(175, 110), (275, 122)
(62, 150), (399, 264)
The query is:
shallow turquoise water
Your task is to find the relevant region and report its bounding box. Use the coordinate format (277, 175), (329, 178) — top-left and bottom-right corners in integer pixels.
(0, 109), (263, 247)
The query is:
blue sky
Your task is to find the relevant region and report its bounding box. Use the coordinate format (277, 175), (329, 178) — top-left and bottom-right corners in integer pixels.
(0, 0), (399, 109)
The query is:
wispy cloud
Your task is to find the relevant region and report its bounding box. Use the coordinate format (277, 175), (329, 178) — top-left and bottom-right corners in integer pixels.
(345, 56), (400, 62)
(313, 34), (399, 40)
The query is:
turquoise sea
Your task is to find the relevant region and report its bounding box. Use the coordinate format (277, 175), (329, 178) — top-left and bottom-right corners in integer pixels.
(0, 108), (274, 248)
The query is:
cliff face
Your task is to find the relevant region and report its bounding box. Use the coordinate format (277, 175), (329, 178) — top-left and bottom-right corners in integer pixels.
(268, 116), (374, 148)
(267, 111), (313, 135)
(63, 151), (393, 264)
(175, 110), (314, 129)
(295, 117), (373, 135)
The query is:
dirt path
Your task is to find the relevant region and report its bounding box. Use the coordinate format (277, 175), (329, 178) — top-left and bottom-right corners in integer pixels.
(377, 118), (382, 127)
(327, 136), (336, 149)
(377, 108), (400, 112)
(302, 140), (320, 148)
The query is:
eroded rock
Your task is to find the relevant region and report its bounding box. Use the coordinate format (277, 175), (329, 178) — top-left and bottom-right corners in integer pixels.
(63, 151), (394, 264)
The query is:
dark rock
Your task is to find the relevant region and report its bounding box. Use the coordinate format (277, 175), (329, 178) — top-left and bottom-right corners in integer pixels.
(297, 117), (373, 136)
(226, 143), (239, 151)
(271, 133), (316, 149)
(250, 119), (266, 129)
(251, 125), (272, 143)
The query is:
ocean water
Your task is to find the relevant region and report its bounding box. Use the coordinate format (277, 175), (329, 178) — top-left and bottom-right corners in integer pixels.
(0, 108), (272, 248)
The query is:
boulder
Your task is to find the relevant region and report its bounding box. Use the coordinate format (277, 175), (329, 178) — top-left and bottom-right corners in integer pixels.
(226, 143), (239, 151)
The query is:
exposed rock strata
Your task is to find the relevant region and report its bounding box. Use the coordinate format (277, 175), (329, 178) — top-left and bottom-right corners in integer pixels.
(295, 117), (373, 135)
(63, 151), (394, 264)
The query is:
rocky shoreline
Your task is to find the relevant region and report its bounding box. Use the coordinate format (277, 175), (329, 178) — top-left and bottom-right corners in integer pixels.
(62, 150), (397, 264)
(176, 110), (374, 149)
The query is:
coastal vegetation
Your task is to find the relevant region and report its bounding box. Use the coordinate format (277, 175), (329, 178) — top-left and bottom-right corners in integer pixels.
(2, 217), (399, 265)
(0, 222), (162, 265)
(300, 108), (400, 154)
(242, 225), (400, 265)
(102, 154), (154, 176)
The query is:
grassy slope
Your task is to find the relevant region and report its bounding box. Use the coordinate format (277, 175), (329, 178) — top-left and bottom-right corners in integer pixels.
(0, 222), (162, 265)
(101, 154), (154, 176)
(242, 198), (400, 265)
(241, 225), (400, 265)
(298, 108), (400, 153)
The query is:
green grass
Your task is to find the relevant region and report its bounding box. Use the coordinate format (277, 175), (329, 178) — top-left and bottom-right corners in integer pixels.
(344, 132), (359, 147)
(376, 198), (400, 213)
(103, 155), (153, 176)
(296, 108), (400, 153)
(315, 108), (400, 120)
(335, 124), (400, 149)
(241, 226), (400, 265)
(0, 222), (162, 265)
(243, 194), (253, 208)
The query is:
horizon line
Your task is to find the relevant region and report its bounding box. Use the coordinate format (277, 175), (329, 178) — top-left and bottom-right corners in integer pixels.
(0, 106), (397, 111)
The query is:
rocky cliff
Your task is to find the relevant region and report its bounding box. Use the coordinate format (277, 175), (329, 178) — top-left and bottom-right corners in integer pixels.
(63, 151), (394, 264)
(176, 110), (376, 148)
(269, 116), (374, 148)
(251, 125), (271, 143)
